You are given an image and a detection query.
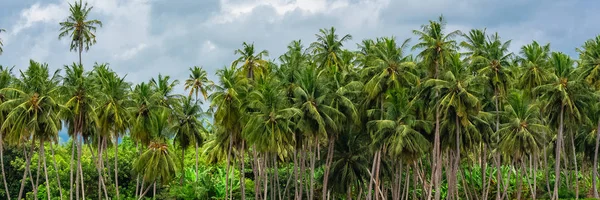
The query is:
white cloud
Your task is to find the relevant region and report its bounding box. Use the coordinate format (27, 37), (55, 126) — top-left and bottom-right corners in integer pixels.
(11, 3), (68, 35)
(114, 43), (147, 60)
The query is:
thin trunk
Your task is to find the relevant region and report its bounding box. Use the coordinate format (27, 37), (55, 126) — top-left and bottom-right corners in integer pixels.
(275, 154), (282, 200)
(552, 106), (564, 200)
(533, 152), (538, 200)
(0, 134), (10, 200)
(76, 138), (80, 200)
(135, 142), (139, 199)
(152, 182), (156, 200)
(322, 135), (335, 200)
(49, 141), (63, 200)
(495, 154), (501, 200)
(524, 157), (535, 199)
(293, 144), (299, 200)
(413, 162), (418, 200)
(78, 137), (85, 200)
(252, 147), (260, 200)
(69, 140), (75, 200)
(263, 154), (268, 200)
(97, 136), (108, 199)
(594, 119), (600, 198)
(35, 142), (41, 200)
(240, 141), (246, 200)
(347, 185), (352, 200)
(114, 135), (120, 200)
(404, 165), (410, 200)
(500, 160), (514, 200)
(42, 143), (51, 200)
(570, 131), (579, 199)
(137, 181), (154, 200)
(516, 158), (522, 200)
(225, 135), (232, 200)
(454, 114), (461, 200)
(367, 150), (378, 200)
(374, 150), (383, 200)
(544, 147), (551, 197)
(299, 143), (306, 200)
(309, 137), (317, 200)
(429, 60), (442, 200)
(195, 142), (199, 183)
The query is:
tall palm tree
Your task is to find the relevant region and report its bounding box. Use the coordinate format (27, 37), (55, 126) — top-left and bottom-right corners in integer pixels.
(577, 35), (600, 197)
(150, 74), (180, 111)
(129, 82), (159, 146)
(518, 41), (551, 97)
(0, 60), (61, 200)
(134, 110), (177, 200)
(460, 28), (487, 60)
(534, 52), (593, 199)
(496, 90), (549, 199)
(310, 27), (352, 74)
(94, 64), (131, 200)
(184, 66), (213, 102)
(210, 65), (248, 199)
(173, 96), (205, 183)
(412, 15), (461, 200)
(0, 66), (12, 200)
(0, 29), (5, 55)
(59, 63), (100, 200)
(233, 42), (269, 80)
(425, 53), (484, 200)
(58, 0), (102, 66)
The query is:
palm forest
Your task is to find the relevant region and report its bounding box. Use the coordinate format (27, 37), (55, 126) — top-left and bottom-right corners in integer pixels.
(2, 1), (600, 200)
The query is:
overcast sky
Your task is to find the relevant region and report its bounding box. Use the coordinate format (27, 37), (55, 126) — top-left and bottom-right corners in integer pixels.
(1, 0), (599, 140)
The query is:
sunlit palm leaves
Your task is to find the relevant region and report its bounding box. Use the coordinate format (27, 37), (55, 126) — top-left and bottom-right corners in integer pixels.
(310, 27), (353, 73)
(184, 66), (213, 101)
(58, 0), (102, 63)
(233, 42), (269, 80)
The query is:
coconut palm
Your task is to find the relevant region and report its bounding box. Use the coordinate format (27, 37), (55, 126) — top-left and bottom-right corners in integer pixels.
(58, 0), (102, 65)
(59, 63), (101, 199)
(412, 15), (461, 200)
(173, 96), (205, 183)
(577, 35), (600, 197)
(0, 66), (13, 200)
(0, 60), (61, 200)
(94, 64), (131, 199)
(134, 110), (177, 200)
(184, 66), (213, 102)
(534, 52), (593, 199)
(150, 74), (180, 111)
(327, 132), (370, 200)
(310, 27), (353, 74)
(460, 28), (487, 60)
(518, 41), (551, 97)
(233, 42), (269, 80)
(496, 90), (549, 199)
(210, 65), (248, 199)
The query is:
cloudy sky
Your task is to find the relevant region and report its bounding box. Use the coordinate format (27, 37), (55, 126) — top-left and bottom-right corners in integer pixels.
(0, 0), (599, 140)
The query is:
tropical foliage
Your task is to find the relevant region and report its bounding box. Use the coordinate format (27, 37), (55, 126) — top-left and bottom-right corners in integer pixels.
(2, 2), (600, 200)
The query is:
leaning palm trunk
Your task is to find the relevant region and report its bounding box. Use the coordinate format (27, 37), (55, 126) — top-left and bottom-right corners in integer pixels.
(49, 141), (63, 200)
(552, 106), (564, 200)
(18, 144), (32, 200)
(78, 136), (86, 199)
(69, 139), (75, 200)
(570, 131), (579, 198)
(114, 135), (120, 199)
(240, 141), (246, 200)
(594, 119), (600, 198)
(0, 133), (10, 200)
(322, 135), (335, 200)
(41, 141), (52, 200)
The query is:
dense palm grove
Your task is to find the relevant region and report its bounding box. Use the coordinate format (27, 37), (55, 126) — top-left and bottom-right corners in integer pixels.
(2, 2), (600, 200)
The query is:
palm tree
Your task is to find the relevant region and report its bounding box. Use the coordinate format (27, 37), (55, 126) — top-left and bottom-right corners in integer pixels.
(425, 53), (484, 200)
(94, 64), (131, 200)
(0, 28), (5, 55)
(134, 110), (177, 200)
(496, 90), (549, 199)
(184, 66), (213, 102)
(577, 35), (600, 197)
(310, 27), (352, 74)
(293, 65), (344, 200)
(367, 88), (432, 200)
(460, 28), (487, 60)
(0, 66), (13, 200)
(58, 0), (102, 66)
(412, 15), (461, 200)
(59, 63), (101, 199)
(518, 41), (551, 97)
(150, 74), (180, 111)
(233, 42), (269, 80)
(0, 60), (61, 200)
(534, 52), (593, 199)
(327, 132), (370, 199)
(210, 65), (248, 199)
(173, 96), (205, 184)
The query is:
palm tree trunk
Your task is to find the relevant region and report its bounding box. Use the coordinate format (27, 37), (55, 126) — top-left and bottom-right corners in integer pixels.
(594, 119), (600, 198)
(195, 142), (199, 183)
(570, 131), (579, 199)
(252, 146), (260, 200)
(137, 181), (154, 200)
(553, 106), (564, 200)
(135, 142), (140, 198)
(240, 141), (246, 200)
(0, 134), (10, 200)
(152, 182), (156, 200)
(225, 134), (232, 200)
(41, 142), (51, 200)
(322, 135), (335, 200)
(69, 139), (75, 200)
(75, 138), (80, 200)
(263, 153), (268, 200)
(516, 158), (523, 200)
(298, 143), (306, 200)
(78, 137), (85, 200)
(293, 143), (299, 200)
(114, 135), (120, 200)
(34, 142), (41, 200)
(309, 137), (317, 200)
(49, 141), (63, 200)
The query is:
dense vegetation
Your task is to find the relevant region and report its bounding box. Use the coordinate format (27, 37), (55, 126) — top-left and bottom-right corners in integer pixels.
(2, 1), (600, 200)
